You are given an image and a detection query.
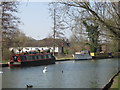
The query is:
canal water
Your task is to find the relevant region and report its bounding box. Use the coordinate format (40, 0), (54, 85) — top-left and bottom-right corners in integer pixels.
(1, 58), (119, 88)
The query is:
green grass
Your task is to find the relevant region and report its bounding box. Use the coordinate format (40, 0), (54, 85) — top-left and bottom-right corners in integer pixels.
(56, 57), (74, 60)
(55, 54), (73, 60)
(0, 59), (9, 63)
(56, 57), (73, 61)
(111, 74), (120, 89)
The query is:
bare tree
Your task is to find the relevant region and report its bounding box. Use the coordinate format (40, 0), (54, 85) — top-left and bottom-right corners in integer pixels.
(49, 1), (120, 51)
(49, 2), (67, 39)
(62, 1), (120, 38)
(0, 0), (20, 61)
(1, 1), (20, 44)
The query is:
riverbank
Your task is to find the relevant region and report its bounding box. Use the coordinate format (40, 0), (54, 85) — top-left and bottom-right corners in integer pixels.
(55, 52), (120, 61)
(102, 70), (120, 90)
(55, 54), (74, 61)
(1, 52), (120, 62)
(1, 52), (120, 66)
(111, 73), (120, 89)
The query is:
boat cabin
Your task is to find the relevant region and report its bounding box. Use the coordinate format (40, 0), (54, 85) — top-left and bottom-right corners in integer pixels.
(10, 53), (54, 62)
(9, 52), (55, 67)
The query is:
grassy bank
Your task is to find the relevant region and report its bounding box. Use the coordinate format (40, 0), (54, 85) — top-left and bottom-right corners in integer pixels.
(1, 52), (120, 63)
(55, 54), (73, 61)
(111, 73), (120, 89)
(0, 59), (9, 63)
(112, 52), (120, 58)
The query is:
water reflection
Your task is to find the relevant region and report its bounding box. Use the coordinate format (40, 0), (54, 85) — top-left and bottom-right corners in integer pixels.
(2, 58), (119, 88)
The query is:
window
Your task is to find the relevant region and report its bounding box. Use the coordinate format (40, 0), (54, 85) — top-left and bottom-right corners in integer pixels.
(44, 54), (49, 59)
(26, 56), (32, 60)
(38, 55), (41, 60)
(26, 56), (29, 60)
(34, 55), (39, 60)
(20, 55), (27, 61)
(41, 55), (44, 59)
(29, 56), (33, 60)
(37, 55), (45, 59)
(32, 55), (35, 60)
(48, 54), (52, 58)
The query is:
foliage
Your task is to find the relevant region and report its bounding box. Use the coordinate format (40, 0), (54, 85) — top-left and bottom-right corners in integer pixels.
(2, 47), (11, 61)
(108, 39), (119, 52)
(83, 21), (99, 52)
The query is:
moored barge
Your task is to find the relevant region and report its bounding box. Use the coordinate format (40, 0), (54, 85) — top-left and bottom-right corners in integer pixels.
(73, 50), (93, 60)
(8, 52), (55, 67)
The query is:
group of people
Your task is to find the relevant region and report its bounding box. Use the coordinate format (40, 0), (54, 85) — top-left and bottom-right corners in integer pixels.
(11, 47), (52, 54)
(22, 48), (51, 55)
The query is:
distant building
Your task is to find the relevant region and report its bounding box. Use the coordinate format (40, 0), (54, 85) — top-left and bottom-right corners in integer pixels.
(9, 38), (70, 54)
(100, 44), (108, 53)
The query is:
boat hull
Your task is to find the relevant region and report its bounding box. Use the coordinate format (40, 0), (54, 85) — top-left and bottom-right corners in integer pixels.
(9, 59), (55, 67)
(73, 54), (92, 60)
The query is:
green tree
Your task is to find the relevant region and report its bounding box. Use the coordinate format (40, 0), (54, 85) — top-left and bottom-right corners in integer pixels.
(83, 21), (99, 52)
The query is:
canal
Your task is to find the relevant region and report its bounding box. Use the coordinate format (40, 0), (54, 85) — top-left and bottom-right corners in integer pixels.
(1, 58), (119, 88)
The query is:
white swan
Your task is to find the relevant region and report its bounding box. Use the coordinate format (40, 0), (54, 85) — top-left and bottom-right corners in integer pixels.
(0, 71), (3, 74)
(43, 67), (48, 73)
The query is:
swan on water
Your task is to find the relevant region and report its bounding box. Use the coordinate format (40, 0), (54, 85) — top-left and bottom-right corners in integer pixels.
(0, 71), (3, 74)
(43, 66), (48, 73)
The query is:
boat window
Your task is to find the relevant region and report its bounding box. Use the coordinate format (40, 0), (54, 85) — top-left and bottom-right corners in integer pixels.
(41, 55), (44, 59)
(38, 55), (44, 59)
(20, 55), (27, 61)
(44, 55), (47, 59)
(35, 55), (39, 60)
(32, 55), (35, 60)
(12, 56), (18, 61)
(44, 55), (49, 59)
(26, 55), (32, 60)
(37, 55), (41, 60)
(29, 56), (33, 60)
(26, 56), (28, 60)
(48, 54), (52, 58)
